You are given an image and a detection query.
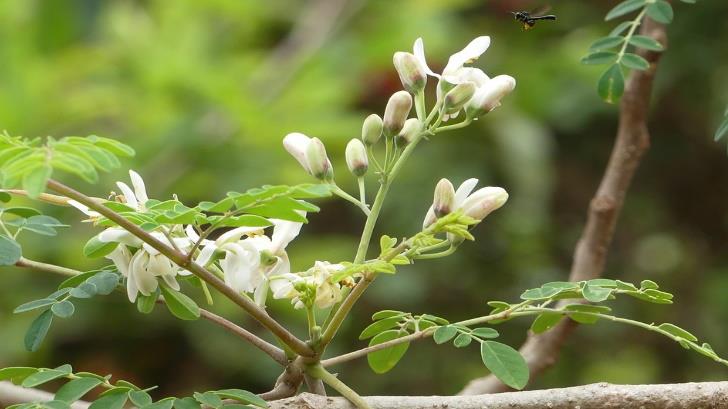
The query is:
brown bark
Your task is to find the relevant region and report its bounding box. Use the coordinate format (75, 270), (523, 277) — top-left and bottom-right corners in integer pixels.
(460, 18), (669, 394)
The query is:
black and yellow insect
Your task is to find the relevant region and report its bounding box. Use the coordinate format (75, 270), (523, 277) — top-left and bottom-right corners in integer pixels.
(511, 7), (557, 30)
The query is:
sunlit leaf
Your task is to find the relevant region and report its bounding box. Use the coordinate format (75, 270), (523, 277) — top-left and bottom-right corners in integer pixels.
(367, 330), (410, 374)
(480, 341), (529, 390)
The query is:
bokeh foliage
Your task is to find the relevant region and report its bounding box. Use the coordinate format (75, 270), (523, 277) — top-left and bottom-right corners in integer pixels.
(1, 0), (728, 397)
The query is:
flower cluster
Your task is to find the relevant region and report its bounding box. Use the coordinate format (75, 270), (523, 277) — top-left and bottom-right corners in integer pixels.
(396, 36), (516, 120)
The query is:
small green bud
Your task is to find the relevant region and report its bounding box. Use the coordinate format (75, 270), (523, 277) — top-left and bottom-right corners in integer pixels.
(345, 138), (369, 177)
(396, 118), (421, 147)
(361, 114), (384, 146)
(433, 178), (455, 218)
(305, 137), (333, 181)
(393, 52), (426, 94)
(383, 91), (413, 137)
(443, 82), (477, 112)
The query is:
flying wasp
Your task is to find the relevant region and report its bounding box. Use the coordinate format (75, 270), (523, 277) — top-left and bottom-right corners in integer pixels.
(511, 6), (557, 30)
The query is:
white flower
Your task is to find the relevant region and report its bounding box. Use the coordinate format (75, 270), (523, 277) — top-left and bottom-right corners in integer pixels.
(413, 36), (491, 85)
(191, 216), (303, 306)
(115, 169), (149, 211)
(67, 169), (149, 220)
(423, 178), (508, 228)
(270, 261), (345, 309)
(465, 75), (517, 117)
(282, 133), (333, 180)
(100, 227), (194, 302)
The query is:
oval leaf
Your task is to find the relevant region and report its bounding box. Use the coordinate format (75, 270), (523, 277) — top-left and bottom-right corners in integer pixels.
(367, 330), (410, 374)
(597, 64), (625, 104)
(359, 317), (402, 340)
(160, 285), (200, 321)
(24, 310), (54, 352)
(606, 0), (647, 20)
(621, 53), (650, 70)
(530, 312), (563, 334)
(453, 333), (472, 348)
(0, 235), (22, 266)
(14, 298), (56, 314)
(629, 35), (664, 51)
(589, 36), (624, 51)
(581, 51), (618, 65)
(480, 341), (529, 390)
(433, 326), (458, 344)
(51, 301), (76, 318)
(214, 389), (267, 408)
(658, 323), (698, 342)
(55, 377), (103, 403)
(83, 236), (118, 259)
(646, 0), (674, 23)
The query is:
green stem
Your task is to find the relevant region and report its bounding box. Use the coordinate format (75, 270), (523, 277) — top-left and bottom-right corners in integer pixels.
(15, 257), (79, 277)
(45, 179), (315, 358)
(357, 177), (366, 206)
(332, 185), (370, 216)
(616, 8), (647, 63)
(318, 131), (428, 349)
(435, 118), (472, 134)
(413, 245), (457, 260)
(414, 90), (426, 122)
(306, 365), (371, 409)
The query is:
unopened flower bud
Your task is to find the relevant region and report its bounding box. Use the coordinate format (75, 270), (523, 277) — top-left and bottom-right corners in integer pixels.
(459, 187), (508, 221)
(422, 206), (437, 230)
(362, 114), (383, 146)
(283, 132), (312, 173)
(443, 81), (476, 112)
(383, 91), (413, 137)
(305, 137), (333, 180)
(393, 52), (426, 94)
(433, 178), (455, 218)
(466, 75), (516, 118)
(345, 139), (368, 177)
(396, 118), (420, 147)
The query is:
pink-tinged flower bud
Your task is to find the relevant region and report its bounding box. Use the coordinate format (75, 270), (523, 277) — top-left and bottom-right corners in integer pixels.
(283, 132), (312, 173)
(466, 75), (516, 118)
(305, 137), (333, 180)
(345, 139), (368, 177)
(383, 91), (413, 137)
(362, 114), (383, 145)
(433, 178), (455, 218)
(393, 52), (427, 94)
(396, 118), (421, 147)
(443, 81), (476, 112)
(459, 186), (508, 221)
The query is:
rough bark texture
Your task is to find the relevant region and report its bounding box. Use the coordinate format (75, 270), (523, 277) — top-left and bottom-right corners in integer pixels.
(459, 18), (669, 395)
(266, 382), (728, 409)
(3, 381), (728, 409)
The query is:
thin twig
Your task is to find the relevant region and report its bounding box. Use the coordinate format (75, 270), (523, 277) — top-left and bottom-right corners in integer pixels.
(13, 255), (288, 366)
(459, 18), (668, 394)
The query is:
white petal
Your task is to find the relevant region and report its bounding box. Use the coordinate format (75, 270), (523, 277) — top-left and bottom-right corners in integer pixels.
(195, 243), (218, 267)
(131, 251), (158, 296)
(254, 280), (269, 307)
(455, 67), (490, 87)
(116, 181), (139, 210)
(454, 178), (479, 209)
(216, 226), (264, 245)
(126, 268), (139, 302)
(422, 205), (437, 229)
(161, 273), (181, 291)
(413, 38), (439, 77)
(128, 170), (149, 205)
(99, 228), (144, 247)
(459, 186), (509, 221)
(220, 242), (262, 293)
(106, 244), (131, 277)
(283, 133), (312, 173)
(185, 225), (201, 242)
(67, 200), (100, 217)
(443, 36), (490, 77)
(270, 218), (304, 254)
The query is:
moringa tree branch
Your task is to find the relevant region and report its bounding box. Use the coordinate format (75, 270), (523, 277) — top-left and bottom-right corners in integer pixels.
(459, 18), (669, 395)
(267, 382), (728, 409)
(3, 381), (728, 408)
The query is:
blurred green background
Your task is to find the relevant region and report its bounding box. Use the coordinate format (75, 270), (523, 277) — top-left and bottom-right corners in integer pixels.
(2, 0), (728, 398)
